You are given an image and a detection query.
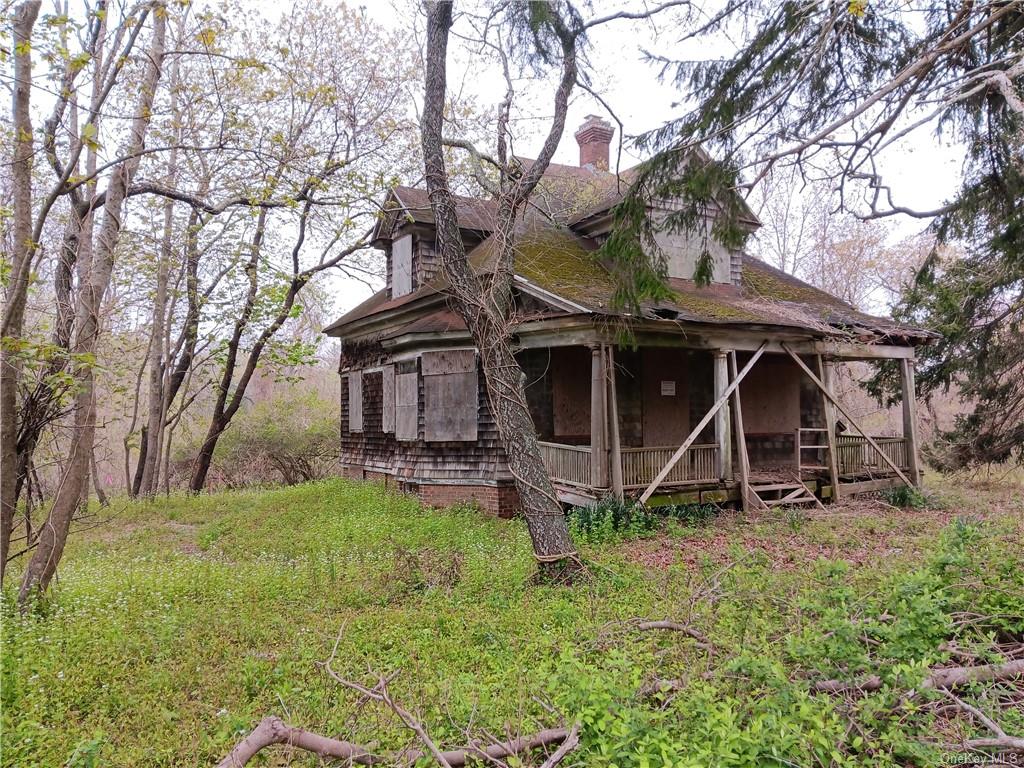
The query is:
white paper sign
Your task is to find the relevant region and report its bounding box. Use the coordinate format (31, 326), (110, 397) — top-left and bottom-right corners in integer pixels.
(661, 380), (676, 396)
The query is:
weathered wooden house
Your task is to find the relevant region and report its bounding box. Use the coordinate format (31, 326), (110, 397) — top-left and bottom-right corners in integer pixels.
(324, 116), (932, 517)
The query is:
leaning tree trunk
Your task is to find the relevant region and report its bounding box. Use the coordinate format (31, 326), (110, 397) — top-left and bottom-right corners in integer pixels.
(479, 333), (578, 564)
(1, 0), (43, 584)
(420, 0), (579, 575)
(19, 8), (167, 602)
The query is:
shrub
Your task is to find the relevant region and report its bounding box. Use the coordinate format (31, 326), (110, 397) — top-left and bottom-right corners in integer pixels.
(883, 485), (928, 509)
(655, 502), (718, 526)
(567, 497), (658, 544)
(174, 392), (339, 488)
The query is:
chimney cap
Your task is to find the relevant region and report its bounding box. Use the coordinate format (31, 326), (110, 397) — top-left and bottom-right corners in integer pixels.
(575, 114), (615, 170)
(574, 114), (614, 140)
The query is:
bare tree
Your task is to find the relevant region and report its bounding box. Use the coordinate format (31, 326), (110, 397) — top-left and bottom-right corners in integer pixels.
(1, 0), (43, 581)
(19, 5), (168, 601)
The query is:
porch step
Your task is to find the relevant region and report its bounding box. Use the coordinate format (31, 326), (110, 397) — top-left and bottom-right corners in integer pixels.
(749, 481), (825, 510)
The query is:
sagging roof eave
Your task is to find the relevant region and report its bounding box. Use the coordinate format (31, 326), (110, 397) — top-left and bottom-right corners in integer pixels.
(513, 274), (594, 314)
(515, 311), (928, 349)
(325, 272), (591, 340)
(324, 290), (448, 340)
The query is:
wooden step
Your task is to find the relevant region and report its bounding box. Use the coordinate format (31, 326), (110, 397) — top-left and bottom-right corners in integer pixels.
(750, 483), (804, 492)
(749, 480), (826, 510)
(764, 496), (816, 507)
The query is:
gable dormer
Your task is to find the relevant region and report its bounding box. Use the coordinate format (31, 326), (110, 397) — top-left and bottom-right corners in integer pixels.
(372, 187), (496, 299)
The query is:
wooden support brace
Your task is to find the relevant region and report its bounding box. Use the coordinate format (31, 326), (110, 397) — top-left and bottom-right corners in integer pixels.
(639, 342), (767, 504)
(780, 344), (914, 488)
(728, 351), (759, 513)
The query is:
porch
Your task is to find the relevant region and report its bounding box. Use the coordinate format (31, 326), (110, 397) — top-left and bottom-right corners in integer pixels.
(519, 340), (921, 509)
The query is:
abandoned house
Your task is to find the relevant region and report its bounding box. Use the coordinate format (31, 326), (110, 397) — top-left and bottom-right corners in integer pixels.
(324, 116), (933, 517)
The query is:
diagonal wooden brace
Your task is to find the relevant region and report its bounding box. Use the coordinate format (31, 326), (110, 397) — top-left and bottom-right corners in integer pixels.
(780, 343), (914, 488)
(639, 342), (767, 504)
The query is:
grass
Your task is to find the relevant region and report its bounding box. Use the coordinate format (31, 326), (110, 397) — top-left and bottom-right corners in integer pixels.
(2, 476), (1022, 767)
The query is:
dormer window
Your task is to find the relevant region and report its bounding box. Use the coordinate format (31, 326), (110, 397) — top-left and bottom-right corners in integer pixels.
(392, 234), (413, 297)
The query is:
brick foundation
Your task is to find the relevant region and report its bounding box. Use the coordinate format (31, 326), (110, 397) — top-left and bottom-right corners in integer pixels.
(405, 481), (521, 519)
(339, 466), (520, 518)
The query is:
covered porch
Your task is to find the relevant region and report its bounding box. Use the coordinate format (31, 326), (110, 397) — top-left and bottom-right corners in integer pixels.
(518, 335), (920, 509)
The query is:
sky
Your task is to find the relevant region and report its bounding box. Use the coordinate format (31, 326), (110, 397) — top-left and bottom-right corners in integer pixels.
(309, 0), (965, 320)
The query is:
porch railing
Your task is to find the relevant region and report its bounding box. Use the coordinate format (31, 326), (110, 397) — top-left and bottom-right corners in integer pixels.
(539, 441), (720, 492)
(836, 435), (909, 475)
(538, 442), (593, 489)
(621, 444), (719, 490)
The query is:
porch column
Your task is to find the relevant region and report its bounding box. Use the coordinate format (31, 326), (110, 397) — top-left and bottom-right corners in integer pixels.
(900, 357), (922, 487)
(819, 357), (842, 501)
(713, 351), (733, 481)
(589, 345), (609, 490)
(607, 346), (624, 500)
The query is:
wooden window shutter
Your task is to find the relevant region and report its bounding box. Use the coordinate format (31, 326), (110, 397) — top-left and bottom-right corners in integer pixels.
(422, 350), (478, 442)
(348, 371), (363, 432)
(395, 371), (418, 441)
(392, 234), (413, 297)
(381, 364), (396, 434)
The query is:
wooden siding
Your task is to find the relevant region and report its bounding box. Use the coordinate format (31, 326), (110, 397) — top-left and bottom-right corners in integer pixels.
(340, 343), (512, 484)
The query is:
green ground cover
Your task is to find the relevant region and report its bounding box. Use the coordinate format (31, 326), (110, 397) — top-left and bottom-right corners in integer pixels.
(2, 477), (1022, 767)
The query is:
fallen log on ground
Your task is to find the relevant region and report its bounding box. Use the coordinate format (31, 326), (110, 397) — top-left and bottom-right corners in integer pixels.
(216, 717), (572, 768)
(812, 658), (1024, 695)
(216, 716), (375, 767)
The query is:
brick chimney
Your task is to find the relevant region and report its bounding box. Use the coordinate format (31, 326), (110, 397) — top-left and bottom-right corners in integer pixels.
(574, 115), (614, 170)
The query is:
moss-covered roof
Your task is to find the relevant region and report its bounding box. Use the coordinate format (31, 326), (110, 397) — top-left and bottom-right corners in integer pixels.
(327, 167), (932, 343)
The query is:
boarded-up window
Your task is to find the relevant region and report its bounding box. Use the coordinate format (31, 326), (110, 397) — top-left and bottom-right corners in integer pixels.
(422, 350), (478, 442)
(395, 370), (418, 441)
(348, 371), (363, 432)
(392, 234), (413, 297)
(381, 364), (396, 434)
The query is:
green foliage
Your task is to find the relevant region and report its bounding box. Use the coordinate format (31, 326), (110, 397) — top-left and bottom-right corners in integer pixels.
(178, 391), (338, 487)
(601, 154), (749, 311)
(1, 480), (1021, 767)
(655, 501), (718, 527)
(567, 497), (658, 543)
(882, 485), (928, 509)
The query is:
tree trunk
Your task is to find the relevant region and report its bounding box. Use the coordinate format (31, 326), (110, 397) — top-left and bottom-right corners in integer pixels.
(19, 8), (167, 602)
(91, 446), (108, 507)
(1, 0), (42, 585)
(480, 337), (578, 564)
(139, 26), (185, 497)
(188, 209), (268, 493)
(420, 1), (579, 576)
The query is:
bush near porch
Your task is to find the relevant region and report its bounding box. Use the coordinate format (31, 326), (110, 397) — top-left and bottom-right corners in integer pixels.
(2, 476), (1021, 767)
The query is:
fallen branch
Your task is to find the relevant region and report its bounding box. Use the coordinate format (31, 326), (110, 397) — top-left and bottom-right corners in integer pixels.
(612, 618), (713, 652)
(942, 689), (1024, 754)
(920, 659), (1024, 691)
(539, 722), (581, 768)
(216, 715), (571, 768)
(813, 659), (1024, 695)
(962, 735), (1024, 752)
(215, 716), (376, 768)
